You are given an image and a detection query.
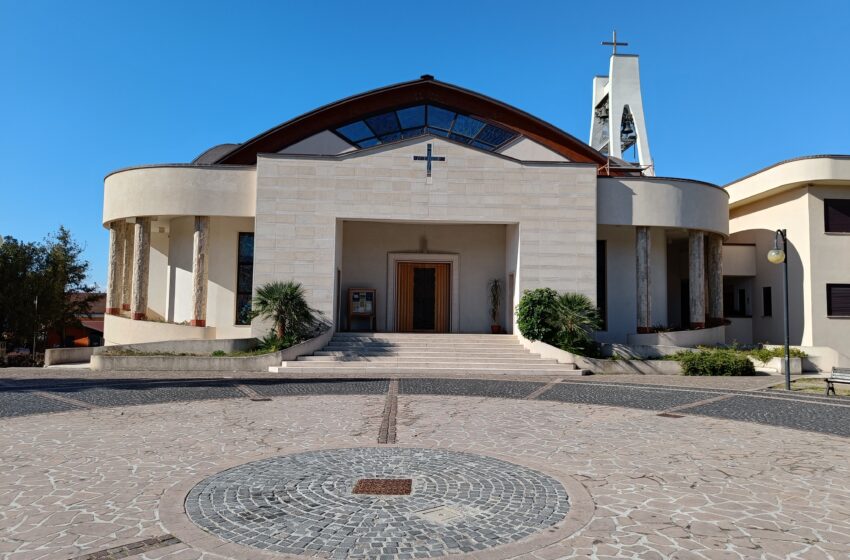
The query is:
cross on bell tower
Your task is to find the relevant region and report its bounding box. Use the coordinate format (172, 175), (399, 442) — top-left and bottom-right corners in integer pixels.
(601, 30), (628, 55)
(589, 31), (655, 176)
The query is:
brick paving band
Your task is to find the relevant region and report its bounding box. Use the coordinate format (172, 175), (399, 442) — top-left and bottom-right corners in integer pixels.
(525, 378), (563, 399)
(70, 534), (180, 560)
(232, 382), (272, 401)
(378, 378), (399, 444)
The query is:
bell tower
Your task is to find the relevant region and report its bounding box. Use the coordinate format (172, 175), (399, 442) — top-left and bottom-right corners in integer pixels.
(589, 31), (654, 175)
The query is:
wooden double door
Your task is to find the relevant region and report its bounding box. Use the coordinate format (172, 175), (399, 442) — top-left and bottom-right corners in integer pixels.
(396, 262), (451, 332)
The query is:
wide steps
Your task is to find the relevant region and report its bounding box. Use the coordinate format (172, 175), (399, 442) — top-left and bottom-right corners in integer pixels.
(271, 333), (585, 376)
(298, 355), (560, 364)
(267, 366), (587, 376)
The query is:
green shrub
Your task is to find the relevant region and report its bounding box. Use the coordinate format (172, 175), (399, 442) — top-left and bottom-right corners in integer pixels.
(211, 350), (227, 357)
(516, 288), (602, 355)
(748, 346), (807, 364)
(678, 348), (756, 376)
(516, 288), (561, 345)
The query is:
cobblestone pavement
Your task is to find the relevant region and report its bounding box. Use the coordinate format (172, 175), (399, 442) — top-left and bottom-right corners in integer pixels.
(1, 375), (849, 437)
(1, 390), (849, 560)
(0, 388), (849, 559)
(185, 448), (569, 558)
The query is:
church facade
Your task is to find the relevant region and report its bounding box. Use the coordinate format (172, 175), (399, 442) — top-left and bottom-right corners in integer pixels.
(102, 74), (732, 347)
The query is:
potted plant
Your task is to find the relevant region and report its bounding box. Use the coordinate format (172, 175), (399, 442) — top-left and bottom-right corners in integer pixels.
(488, 279), (502, 334)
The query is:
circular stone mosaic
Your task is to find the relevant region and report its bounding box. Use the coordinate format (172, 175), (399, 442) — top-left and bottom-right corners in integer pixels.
(185, 447), (570, 558)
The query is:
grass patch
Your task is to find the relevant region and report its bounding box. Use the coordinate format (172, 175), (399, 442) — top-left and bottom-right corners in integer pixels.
(783, 377), (850, 397)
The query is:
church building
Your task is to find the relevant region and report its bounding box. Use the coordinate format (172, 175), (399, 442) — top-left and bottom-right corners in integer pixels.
(101, 50), (849, 368)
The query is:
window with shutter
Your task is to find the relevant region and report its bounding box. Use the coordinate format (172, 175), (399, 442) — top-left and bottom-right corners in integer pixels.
(826, 284), (850, 317)
(824, 199), (850, 233)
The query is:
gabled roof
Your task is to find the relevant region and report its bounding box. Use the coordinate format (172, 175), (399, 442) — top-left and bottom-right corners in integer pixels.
(212, 76), (608, 167)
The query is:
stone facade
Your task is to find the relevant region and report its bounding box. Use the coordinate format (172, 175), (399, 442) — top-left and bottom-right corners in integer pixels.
(252, 137), (598, 336)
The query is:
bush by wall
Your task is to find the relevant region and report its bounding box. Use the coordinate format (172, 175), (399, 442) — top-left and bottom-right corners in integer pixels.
(678, 348), (756, 376)
(516, 288), (602, 355)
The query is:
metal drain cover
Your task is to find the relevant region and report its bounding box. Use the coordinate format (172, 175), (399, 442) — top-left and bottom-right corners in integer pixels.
(352, 478), (412, 495)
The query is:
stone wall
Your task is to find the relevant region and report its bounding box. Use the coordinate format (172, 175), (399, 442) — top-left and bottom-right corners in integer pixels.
(252, 136), (598, 336)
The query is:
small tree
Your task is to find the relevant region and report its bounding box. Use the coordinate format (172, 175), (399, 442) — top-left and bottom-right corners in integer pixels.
(516, 288), (602, 355)
(251, 281), (322, 344)
(516, 288), (561, 345)
(488, 278), (502, 327)
(555, 292), (602, 354)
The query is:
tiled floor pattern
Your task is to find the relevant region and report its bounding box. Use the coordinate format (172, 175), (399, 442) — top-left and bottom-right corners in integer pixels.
(1, 378), (849, 559)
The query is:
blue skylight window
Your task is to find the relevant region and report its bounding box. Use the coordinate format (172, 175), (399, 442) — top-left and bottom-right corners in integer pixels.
(365, 112), (399, 136)
(427, 106), (455, 130)
(337, 121), (373, 142)
(334, 104), (517, 152)
(452, 114), (485, 137)
(397, 106), (425, 128)
(476, 124), (515, 147)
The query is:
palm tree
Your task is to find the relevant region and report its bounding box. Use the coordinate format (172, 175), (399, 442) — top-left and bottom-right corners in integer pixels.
(555, 292), (603, 352)
(251, 281), (322, 340)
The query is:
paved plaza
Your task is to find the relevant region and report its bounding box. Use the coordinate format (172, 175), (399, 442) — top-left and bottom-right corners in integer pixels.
(1, 373), (849, 559)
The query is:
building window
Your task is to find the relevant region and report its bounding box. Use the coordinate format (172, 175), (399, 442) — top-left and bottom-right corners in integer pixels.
(824, 199), (850, 233)
(827, 284), (850, 317)
(762, 286), (772, 317)
(597, 240), (607, 331)
(235, 233), (254, 325)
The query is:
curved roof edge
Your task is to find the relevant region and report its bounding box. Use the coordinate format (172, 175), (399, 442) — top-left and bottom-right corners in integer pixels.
(213, 76), (609, 168)
(725, 154), (850, 208)
(104, 163), (254, 181)
(724, 154), (850, 187)
(192, 143), (240, 164)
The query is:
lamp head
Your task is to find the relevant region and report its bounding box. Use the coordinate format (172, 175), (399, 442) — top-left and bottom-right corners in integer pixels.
(767, 248), (786, 264)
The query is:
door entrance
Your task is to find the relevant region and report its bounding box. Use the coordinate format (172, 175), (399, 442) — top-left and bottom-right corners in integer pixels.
(397, 262), (450, 332)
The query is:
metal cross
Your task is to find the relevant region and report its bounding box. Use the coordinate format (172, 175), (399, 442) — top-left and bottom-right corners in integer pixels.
(602, 30), (628, 55)
(413, 143), (445, 177)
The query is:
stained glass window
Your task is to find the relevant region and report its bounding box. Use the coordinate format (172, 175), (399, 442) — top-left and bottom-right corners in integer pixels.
(236, 232), (254, 325)
(334, 104), (517, 152)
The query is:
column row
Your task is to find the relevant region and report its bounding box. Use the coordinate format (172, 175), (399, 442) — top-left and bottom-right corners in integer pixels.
(635, 228), (724, 332)
(105, 216), (209, 324)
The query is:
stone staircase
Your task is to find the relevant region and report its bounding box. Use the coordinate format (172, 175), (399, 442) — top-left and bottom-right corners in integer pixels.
(268, 332), (587, 376)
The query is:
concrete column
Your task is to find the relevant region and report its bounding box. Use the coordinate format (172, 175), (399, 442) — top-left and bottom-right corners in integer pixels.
(190, 216), (210, 327)
(688, 230), (706, 329)
(131, 217), (151, 321)
(105, 221), (124, 315)
(707, 233), (724, 325)
(121, 221), (134, 312)
(636, 226), (652, 333)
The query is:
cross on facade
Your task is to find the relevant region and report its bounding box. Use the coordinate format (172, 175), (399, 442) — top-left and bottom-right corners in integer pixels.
(413, 143), (445, 177)
(602, 30), (628, 55)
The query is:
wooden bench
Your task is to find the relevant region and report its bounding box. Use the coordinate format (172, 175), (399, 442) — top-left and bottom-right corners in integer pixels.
(825, 367), (850, 396)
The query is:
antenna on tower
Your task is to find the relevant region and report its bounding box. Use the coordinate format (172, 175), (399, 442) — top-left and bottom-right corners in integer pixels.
(589, 31), (655, 176)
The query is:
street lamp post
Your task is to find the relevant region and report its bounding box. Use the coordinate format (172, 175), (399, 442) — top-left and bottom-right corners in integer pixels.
(32, 296), (38, 355)
(766, 229), (791, 390)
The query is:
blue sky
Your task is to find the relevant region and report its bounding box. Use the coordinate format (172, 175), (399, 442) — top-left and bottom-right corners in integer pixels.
(2, 0), (848, 287)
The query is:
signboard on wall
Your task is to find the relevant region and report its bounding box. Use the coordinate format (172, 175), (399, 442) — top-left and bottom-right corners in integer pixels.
(348, 288), (376, 331)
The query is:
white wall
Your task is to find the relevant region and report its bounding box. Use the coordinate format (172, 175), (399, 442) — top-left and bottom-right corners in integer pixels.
(339, 221), (507, 333)
(728, 188), (812, 345)
(498, 138), (569, 162)
(595, 225), (668, 344)
(148, 228), (170, 321)
(104, 166), (256, 224)
(252, 136), (598, 338)
(165, 216), (254, 339)
(806, 186), (850, 359)
(598, 177), (729, 235)
(208, 217), (255, 339)
(168, 217), (194, 324)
